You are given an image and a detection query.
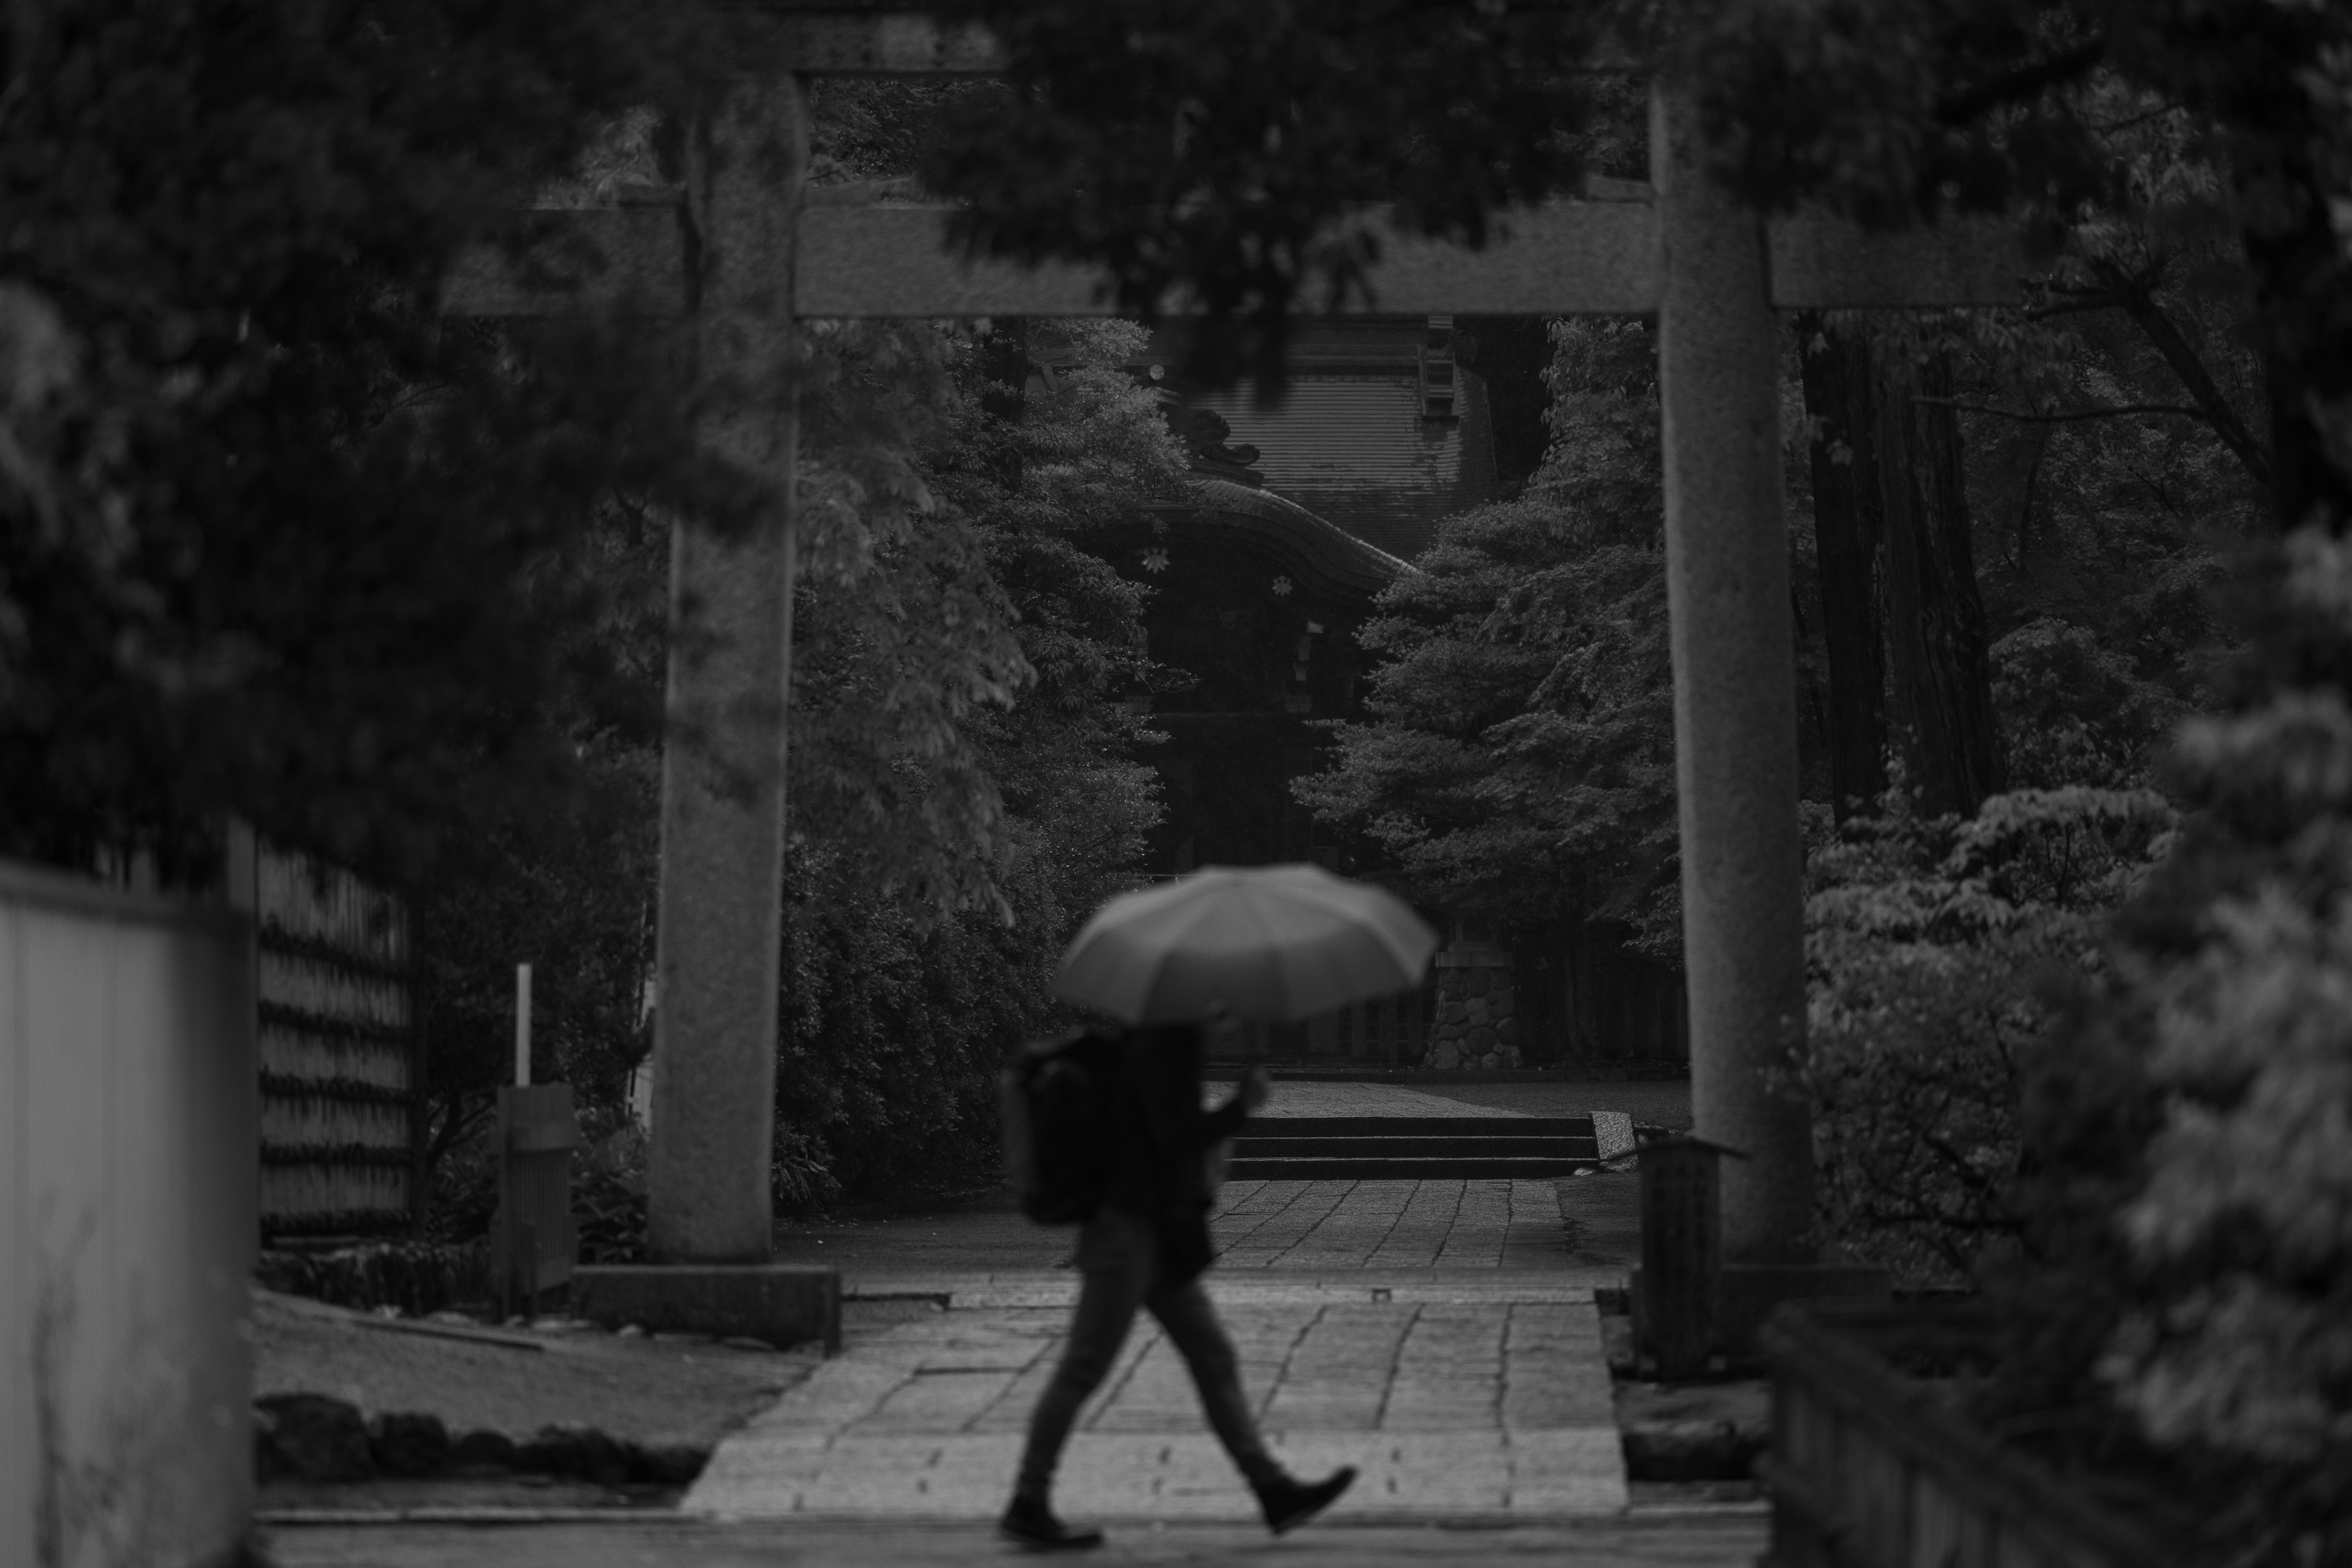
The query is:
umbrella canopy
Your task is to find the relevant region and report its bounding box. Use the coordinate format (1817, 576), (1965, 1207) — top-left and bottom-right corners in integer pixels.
(1055, 864), (1439, 1024)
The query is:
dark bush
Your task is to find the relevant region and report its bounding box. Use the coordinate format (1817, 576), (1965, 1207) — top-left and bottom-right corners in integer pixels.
(255, 1241), (488, 1317)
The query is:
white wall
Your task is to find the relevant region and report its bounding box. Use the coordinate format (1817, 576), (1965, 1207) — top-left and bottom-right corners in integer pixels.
(2, 862), (257, 1568)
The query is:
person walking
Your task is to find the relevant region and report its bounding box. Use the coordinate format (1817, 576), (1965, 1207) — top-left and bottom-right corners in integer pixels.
(1000, 1019), (1357, 1551)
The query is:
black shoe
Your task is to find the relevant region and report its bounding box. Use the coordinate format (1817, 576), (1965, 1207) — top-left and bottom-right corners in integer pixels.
(999, 1496), (1105, 1551)
(1254, 1466), (1358, 1534)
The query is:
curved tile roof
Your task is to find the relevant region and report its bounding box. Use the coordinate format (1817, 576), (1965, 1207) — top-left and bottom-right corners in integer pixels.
(1144, 477), (1414, 599)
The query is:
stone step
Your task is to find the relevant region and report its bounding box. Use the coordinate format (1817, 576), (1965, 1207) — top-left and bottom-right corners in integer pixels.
(1238, 1115), (1596, 1139)
(1226, 1155), (1596, 1180)
(1238, 1134), (1600, 1160)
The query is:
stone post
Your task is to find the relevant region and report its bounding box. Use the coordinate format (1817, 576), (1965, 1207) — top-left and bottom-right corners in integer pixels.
(645, 76), (807, 1264)
(1650, 83), (1815, 1265)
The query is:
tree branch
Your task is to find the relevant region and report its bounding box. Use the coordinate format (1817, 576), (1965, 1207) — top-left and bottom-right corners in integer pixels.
(2090, 261), (2275, 490)
(1916, 397), (2217, 424)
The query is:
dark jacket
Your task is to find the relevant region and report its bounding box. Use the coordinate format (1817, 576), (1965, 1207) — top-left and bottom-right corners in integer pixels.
(1102, 1022), (1250, 1283)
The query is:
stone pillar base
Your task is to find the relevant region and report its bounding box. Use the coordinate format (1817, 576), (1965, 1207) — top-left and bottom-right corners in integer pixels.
(572, 1265), (840, 1355)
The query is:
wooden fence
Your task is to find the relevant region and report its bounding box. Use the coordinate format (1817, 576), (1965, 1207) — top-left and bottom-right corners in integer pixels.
(2, 861), (257, 1568)
(225, 826), (419, 1238)
(1759, 1305), (2166, 1568)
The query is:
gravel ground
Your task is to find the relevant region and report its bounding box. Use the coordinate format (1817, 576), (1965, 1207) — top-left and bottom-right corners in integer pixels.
(252, 1292), (813, 1450)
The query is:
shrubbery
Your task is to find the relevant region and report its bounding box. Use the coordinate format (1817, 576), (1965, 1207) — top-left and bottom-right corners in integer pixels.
(1806, 780), (2173, 1287)
(1991, 619), (2186, 793)
(763, 318), (1175, 1207)
(255, 1242), (489, 1317)
(1980, 532), (2352, 1558)
(420, 316), (1178, 1228)
(1297, 318), (1680, 952)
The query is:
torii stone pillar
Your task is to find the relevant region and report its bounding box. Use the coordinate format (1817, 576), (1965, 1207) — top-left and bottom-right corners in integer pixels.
(1652, 85), (1815, 1267)
(644, 75), (806, 1264)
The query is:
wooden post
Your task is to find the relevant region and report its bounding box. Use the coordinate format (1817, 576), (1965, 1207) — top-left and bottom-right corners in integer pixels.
(494, 1084), (579, 1317)
(1653, 82), (1816, 1266)
(643, 73), (807, 1265)
(513, 962), (532, 1086)
(1638, 1137), (1733, 1378)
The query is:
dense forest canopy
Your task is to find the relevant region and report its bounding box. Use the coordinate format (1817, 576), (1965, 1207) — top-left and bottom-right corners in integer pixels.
(0, 1), (739, 881)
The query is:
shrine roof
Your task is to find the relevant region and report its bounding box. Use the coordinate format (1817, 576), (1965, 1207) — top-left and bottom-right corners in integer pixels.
(1136, 318), (1500, 562)
(1145, 477), (1414, 600)
(1186, 374), (1494, 561)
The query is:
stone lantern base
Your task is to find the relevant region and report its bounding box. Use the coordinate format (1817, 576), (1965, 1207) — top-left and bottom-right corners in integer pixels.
(1423, 945), (1521, 1070)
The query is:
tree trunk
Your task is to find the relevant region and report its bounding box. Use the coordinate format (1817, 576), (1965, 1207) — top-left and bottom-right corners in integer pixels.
(1796, 313), (1889, 823)
(2220, 69), (2352, 537)
(2245, 207), (2352, 536)
(1874, 344), (2002, 818)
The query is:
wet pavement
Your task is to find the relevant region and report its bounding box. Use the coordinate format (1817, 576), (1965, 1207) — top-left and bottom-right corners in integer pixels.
(263, 1076), (1765, 1566)
(688, 1085), (1637, 1527)
(688, 1271), (1624, 1523)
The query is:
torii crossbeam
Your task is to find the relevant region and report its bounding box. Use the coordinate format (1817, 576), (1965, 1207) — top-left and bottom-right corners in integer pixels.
(443, 4), (2018, 1287)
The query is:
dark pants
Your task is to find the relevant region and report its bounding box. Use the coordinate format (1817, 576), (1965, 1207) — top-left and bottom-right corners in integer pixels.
(1015, 1207), (1281, 1501)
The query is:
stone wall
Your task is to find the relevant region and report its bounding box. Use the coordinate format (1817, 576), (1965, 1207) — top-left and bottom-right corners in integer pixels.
(1422, 952), (1521, 1069)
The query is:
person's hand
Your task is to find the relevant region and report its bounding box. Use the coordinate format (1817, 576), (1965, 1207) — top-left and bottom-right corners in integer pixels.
(1238, 1066), (1272, 1114)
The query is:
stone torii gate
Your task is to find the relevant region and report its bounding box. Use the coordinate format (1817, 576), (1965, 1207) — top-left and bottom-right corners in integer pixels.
(445, 5), (2016, 1310)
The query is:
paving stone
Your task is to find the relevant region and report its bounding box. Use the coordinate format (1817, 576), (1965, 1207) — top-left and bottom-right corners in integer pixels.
(852, 1370), (1021, 1434)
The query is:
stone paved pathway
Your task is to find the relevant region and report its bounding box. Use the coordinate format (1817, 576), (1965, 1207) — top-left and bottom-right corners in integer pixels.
(686, 1274), (1623, 1522)
(692, 1083), (1635, 1526)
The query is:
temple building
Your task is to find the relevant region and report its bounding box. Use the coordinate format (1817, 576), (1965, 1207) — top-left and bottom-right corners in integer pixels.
(1117, 318), (1491, 862)
(1063, 315), (1687, 1070)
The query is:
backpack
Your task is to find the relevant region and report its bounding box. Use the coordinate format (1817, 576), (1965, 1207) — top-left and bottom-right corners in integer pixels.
(1000, 1029), (1123, 1225)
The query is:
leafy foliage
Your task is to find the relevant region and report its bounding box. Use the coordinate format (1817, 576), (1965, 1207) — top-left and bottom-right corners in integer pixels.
(1294, 318), (1678, 949)
(414, 316), (1180, 1216)
(409, 739), (662, 1204)
(1806, 781), (2173, 1287)
(924, 0), (1603, 393)
(771, 318), (1180, 1204)
(0, 1), (728, 881)
(1694, 0), (2352, 534)
(1980, 532), (2352, 1555)
(1990, 617), (2184, 790)
(789, 318), (1030, 917)
(1944, 78), (2263, 774)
